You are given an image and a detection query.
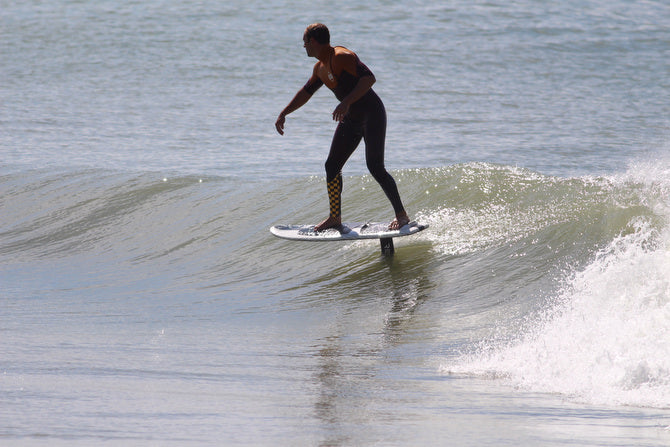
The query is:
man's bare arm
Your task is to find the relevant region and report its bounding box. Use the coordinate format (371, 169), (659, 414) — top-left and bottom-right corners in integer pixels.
(275, 87), (314, 135)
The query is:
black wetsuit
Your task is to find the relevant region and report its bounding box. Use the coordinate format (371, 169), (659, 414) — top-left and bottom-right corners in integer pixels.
(304, 50), (405, 218)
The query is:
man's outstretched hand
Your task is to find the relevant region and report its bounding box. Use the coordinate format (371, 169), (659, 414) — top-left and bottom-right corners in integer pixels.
(275, 114), (286, 135)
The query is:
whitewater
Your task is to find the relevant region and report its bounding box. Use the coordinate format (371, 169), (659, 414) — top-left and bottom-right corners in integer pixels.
(443, 162), (670, 409)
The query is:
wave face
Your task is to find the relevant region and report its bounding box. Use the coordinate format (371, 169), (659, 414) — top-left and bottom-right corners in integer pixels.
(2, 161), (668, 409)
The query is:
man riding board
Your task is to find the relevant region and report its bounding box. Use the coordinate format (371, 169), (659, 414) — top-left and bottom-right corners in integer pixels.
(275, 23), (410, 232)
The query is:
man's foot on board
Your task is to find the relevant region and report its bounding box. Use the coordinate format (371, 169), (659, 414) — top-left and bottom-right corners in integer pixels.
(314, 216), (342, 232)
(388, 212), (411, 231)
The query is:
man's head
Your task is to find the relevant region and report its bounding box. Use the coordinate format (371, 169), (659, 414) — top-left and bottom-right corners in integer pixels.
(304, 23), (330, 45)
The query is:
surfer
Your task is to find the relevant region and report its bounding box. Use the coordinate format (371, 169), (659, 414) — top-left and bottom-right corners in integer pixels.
(275, 23), (410, 232)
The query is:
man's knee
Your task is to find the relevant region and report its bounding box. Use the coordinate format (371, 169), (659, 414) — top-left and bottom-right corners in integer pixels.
(325, 158), (340, 181)
(366, 159), (387, 179)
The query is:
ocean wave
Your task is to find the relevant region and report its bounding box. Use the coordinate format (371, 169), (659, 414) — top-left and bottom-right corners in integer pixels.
(1, 162), (661, 267)
(3, 161), (668, 409)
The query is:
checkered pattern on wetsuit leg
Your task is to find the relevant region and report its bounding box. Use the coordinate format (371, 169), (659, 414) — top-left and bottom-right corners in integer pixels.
(327, 173), (342, 218)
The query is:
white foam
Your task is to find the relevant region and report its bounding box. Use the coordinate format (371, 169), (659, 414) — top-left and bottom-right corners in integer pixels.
(444, 161), (670, 408)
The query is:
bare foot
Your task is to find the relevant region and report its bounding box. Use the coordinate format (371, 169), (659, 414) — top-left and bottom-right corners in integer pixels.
(314, 216), (342, 232)
(388, 212), (410, 231)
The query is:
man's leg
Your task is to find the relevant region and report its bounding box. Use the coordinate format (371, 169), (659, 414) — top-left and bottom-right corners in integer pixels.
(362, 107), (409, 229)
(314, 121), (361, 232)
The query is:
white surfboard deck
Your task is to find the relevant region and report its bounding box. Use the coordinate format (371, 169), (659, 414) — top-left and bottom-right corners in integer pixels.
(270, 221), (428, 242)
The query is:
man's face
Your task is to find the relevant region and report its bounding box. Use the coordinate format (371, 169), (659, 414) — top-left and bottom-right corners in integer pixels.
(303, 33), (315, 57)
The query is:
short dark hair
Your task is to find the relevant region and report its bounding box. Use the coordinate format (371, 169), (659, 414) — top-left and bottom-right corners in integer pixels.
(305, 23), (330, 44)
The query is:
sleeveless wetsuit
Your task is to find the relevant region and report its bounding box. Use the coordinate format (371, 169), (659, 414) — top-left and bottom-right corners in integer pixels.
(303, 48), (405, 219)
